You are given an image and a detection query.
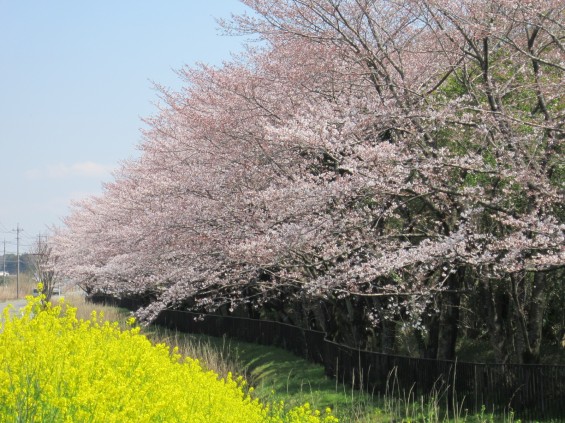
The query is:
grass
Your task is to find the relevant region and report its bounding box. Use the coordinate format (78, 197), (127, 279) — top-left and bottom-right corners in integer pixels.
(140, 327), (382, 422)
(0, 274), (37, 301)
(144, 327), (243, 380)
(61, 295), (559, 422)
(61, 292), (132, 330)
(142, 330), (552, 422)
(61, 296), (381, 421)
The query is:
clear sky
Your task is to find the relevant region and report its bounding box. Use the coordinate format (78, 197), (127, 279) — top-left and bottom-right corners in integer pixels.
(0, 1), (251, 252)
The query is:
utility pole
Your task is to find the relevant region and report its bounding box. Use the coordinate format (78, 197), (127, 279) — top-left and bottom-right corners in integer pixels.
(2, 239), (5, 286)
(15, 224), (21, 299)
(37, 233), (43, 294)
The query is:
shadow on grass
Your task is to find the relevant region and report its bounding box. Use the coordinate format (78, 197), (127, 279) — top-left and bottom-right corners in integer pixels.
(176, 333), (383, 422)
(157, 331), (560, 423)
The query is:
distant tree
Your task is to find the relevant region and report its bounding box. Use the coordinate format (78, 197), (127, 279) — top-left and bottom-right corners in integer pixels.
(28, 238), (59, 302)
(0, 253), (32, 275)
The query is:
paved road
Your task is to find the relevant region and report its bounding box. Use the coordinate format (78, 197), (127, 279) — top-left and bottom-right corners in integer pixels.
(0, 298), (28, 316)
(0, 292), (69, 316)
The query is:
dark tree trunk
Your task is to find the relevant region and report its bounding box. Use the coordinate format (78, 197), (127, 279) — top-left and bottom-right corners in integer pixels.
(520, 272), (547, 364)
(417, 312), (440, 359)
(437, 269), (464, 360)
(381, 319), (397, 354)
(480, 277), (515, 363)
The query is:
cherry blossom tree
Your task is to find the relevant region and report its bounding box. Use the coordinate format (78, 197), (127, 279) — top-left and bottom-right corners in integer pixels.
(52, 0), (564, 363)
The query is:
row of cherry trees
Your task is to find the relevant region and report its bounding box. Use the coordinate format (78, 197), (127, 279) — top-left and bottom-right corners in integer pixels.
(52, 0), (564, 363)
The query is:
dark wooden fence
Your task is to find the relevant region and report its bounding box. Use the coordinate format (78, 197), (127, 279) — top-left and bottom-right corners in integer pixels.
(89, 295), (565, 420)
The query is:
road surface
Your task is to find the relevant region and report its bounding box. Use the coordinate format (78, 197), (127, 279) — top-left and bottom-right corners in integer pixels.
(0, 298), (28, 316)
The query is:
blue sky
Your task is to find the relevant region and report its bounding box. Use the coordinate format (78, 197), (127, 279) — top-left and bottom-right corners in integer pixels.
(0, 1), (250, 251)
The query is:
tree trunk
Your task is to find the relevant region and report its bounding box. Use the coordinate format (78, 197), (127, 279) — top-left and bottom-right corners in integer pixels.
(437, 269), (464, 360)
(480, 278), (515, 363)
(520, 272), (547, 364)
(416, 312), (440, 359)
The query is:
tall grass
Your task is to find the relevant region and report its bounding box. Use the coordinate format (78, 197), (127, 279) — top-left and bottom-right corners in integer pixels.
(62, 294), (243, 378)
(62, 292), (131, 329)
(144, 327), (245, 380)
(0, 274), (36, 301)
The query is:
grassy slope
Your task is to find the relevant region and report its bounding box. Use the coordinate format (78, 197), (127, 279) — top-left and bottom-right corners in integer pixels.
(147, 329), (385, 422)
(220, 336), (380, 421)
(157, 331), (565, 423)
(62, 295), (558, 422)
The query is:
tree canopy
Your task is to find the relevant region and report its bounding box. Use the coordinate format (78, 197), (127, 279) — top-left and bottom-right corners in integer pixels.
(52, 0), (564, 363)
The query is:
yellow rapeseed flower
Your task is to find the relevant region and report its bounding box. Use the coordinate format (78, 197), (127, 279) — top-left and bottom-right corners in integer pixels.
(0, 293), (337, 423)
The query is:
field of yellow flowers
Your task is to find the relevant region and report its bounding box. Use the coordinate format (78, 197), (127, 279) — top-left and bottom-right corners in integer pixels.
(0, 290), (337, 422)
